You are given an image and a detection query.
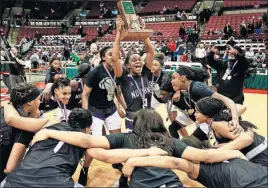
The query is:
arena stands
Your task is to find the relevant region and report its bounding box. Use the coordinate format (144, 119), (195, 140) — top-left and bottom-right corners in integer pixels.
(223, 0), (268, 10)
(140, 0), (196, 15)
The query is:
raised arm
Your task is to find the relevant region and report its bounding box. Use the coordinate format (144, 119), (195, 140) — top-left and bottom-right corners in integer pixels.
(112, 16), (125, 77)
(143, 37), (154, 70)
(212, 92), (239, 127)
(31, 129), (111, 149)
(86, 147), (167, 164)
(4, 104), (49, 132)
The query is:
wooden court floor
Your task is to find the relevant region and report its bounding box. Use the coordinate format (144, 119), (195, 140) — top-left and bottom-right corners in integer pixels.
(72, 93), (268, 187)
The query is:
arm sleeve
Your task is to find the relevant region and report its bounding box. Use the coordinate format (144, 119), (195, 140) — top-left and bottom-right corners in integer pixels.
(142, 66), (151, 78)
(14, 130), (34, 146)
(206, 51), (227, 70)
(85, 70), (95, 88)
(105, 133), (126, 149)
(172, 139), (188, 158)
(192, 82), (214, 98)
(116, 69), (129, 87)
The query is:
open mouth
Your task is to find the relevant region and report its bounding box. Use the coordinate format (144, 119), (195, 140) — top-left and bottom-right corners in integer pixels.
(135, 64), (142, 71)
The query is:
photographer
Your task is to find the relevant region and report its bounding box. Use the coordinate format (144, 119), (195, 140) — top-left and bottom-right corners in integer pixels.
(9, 47), (26, 89)
(0, 49), (11, 93)
(206, 45), (249, 105)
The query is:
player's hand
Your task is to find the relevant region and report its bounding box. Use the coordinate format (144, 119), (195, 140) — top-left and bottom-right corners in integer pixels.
(31, 129), (50, 145)
(122, 158), (135, 177)
(172, 91), (181, 102)
(228, 120), (243, 135)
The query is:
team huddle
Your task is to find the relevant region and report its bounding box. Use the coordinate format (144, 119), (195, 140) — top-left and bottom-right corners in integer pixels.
(0, 17), (267, 188)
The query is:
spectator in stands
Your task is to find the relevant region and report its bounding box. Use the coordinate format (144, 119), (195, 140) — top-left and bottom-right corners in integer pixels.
(226, 36), (237, 47)
(168, 39), (176, 61)
(180, 51), (188, 62)
(160, 42), (171, 62)
(206, 45), (249, 105)
(176, 11), (181, 20)
(247, 20), (255, 34)
(97, 25), (102, 37)
(63, 45), (71, 61)
(30, 53), (40, 72)
(179, 24), (186, 40)
(45, 57), (64, 84)
(89, 43), (101, 67)
(78, 24), (83, 36)
(218, 6), (223, 16)
(253, 49), (266, 68)
(0, 49), (11, 93)
(9, 47), (26, 89)
(207, 29), (215, 35)
(245, 48), (255, 60)
(262, 12), (268, 26)
(224, 23), (233, 38)
(240, 21), (247, 38)
(181, 11), (187, 20)
(195, 44), (206, 64)
(255, 17), (263, 34)
(162, 6), (167, 14)
(35, 31), (41, 43)
(174, 4), (179, 13)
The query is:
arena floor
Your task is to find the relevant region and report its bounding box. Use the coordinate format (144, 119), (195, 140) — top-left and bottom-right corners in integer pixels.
(72, 92), (268, 187)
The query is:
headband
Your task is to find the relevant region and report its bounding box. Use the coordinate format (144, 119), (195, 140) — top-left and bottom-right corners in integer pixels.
(20, 88), (41, 104)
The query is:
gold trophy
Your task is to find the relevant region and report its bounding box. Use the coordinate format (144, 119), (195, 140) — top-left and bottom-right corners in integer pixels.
(117, 0), (153, 40)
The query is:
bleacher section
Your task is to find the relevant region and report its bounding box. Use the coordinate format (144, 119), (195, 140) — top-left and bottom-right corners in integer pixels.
(17, 27), (62, 42)
(223, 0), (268, 10)
(101, 21), (196, 41)
(202, 12), (266, 40)
(140, 0), (196, 14)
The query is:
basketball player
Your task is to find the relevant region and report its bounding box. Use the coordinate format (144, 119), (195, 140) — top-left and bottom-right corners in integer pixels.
(39, 78), (72, 122)
(0, 83), (43, 182)
(122, 150), (266, 188)
(112, 16), (154, 131)
(31, 109), (246, 188)
(170, 65), (242, 138)
(195, 97), (267, 166)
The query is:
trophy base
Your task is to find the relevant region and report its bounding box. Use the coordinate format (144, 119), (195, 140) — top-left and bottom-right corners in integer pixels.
(120, 29), (153, 41)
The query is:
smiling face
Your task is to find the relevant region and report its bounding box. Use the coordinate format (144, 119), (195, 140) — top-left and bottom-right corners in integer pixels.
(151, 60), (162, 75)
(127, 54), (143, 75)
(54, 86), (72, 105)
(171, 72), (185, 91)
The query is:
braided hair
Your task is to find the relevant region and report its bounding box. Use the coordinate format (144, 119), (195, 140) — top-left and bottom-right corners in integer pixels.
(51, 77), (71, 96)
(10, 82), (40, 107)
(175, 65), (209, 82)
(68, 108), (92, 130)
(196, 97), (257, 131)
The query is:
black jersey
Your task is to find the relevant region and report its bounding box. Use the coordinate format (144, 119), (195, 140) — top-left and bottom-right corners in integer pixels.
(5, 123), (85, 187)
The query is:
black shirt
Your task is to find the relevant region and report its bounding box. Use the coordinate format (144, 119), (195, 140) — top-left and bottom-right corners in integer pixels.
(0, 107), (34, 182)
(5, 123), (85, 187)
(66, 78), (82, 109)
(45, 67), (64, 84)
(9, 56), (25, 76)
(106, 133), (187, 188)
(197, 159), (267, 188)
(117, 67), (152, 116)
(207, 51), (249, 102)
(217, 132), (267, 167)
(190, 81), (214, 102)
(85, 64), (116, 109)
